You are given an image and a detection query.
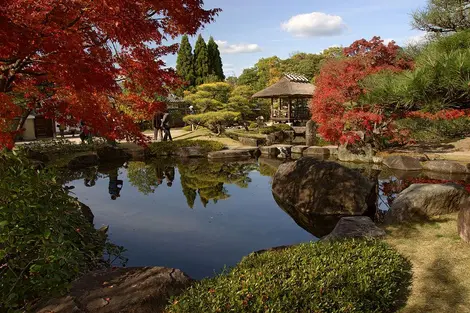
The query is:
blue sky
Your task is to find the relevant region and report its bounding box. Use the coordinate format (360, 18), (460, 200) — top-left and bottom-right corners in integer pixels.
(163, 0), (428, 77)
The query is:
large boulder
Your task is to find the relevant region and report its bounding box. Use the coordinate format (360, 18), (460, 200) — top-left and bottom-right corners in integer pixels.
(239, 136), (266, 147)
(68, 153), (99, 169)
(291, 145), (309, 154)
(24, 149), (50, 163)
(266, 131), (289, 145)
(422, 160), (468, 174)
(303, 146), (330, 157)
(383, 155), (422, 171)
(387, 184), (468, 223)
(35, 267), (192, 313)
(458, 205), (470, 243)
(97, 146), (131, 162)
(321, 216), (385, 241)
(208, 149), (251, 160)
(272, 158), (377, 216)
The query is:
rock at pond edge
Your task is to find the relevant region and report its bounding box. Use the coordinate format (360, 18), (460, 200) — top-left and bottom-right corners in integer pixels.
(321, 216), (385, 241)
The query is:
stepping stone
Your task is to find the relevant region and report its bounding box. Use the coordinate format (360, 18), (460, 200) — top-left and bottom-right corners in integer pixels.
(304, 146), (330, 156)
(291, 145), (309, 154)
(232, 146), (261, 157)
(208, 150), (251, 159)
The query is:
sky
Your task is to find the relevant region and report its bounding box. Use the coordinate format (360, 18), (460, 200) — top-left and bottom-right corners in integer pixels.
(163, 0), (429, 77)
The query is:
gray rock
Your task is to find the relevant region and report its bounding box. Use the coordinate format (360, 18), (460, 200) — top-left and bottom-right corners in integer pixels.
(233, 146), (261, 158)
(34, 267), (192, 313)
(321, 216), (385, 241)
(176, 146), (204, 158)
(303, 146), (330, 156)
(24, 149), (50, 163)
(272, 158), (377, 216)
(291, 145), (309, 154)
(238, 136), (266, 147)
(337, 145), (376, 163)
(422, 160), (468, 174)
(266, 131), (288, 145)
(305, 120), (317, 146)
(97, 146), (131, 162)
(383, 155), (422, 171)
(459, 205), (470, 243)
(78, 202), (94, 225)
(324, 145), (339, 156)
(260, 146), (280, 157)
(68, 153), (99, 170)
(208, 149), (251, 160)
(387, 184), (468, 223)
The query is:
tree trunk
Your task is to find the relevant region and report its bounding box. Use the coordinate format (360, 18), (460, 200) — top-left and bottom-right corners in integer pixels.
(15, 109), (32, 132)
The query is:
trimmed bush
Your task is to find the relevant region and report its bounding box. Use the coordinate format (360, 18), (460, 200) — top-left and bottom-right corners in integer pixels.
(166, 240), (412, 313)
(0, 153), (125, 311)
(259, 123), (292, 134)
(148, 140), (225, 156)
(396, 117), (470, 143)
(183, 111), (241, 134)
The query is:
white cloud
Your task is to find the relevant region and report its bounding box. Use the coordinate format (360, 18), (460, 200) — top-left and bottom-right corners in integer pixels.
(404, 33), (428, 45)
(215, 40), (262, 54)
(281, 12), (347, 37)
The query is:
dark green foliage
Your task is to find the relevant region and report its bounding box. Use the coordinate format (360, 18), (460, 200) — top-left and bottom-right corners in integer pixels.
(166, 240), (412, 313)
(148, 140), (225, 157)
(0, 153), (124, 311)
(397, 117), (470, 142)
(207, 37), (225, 82)
(194, 35), (209, 85)
(258, 124), (292, 134)
(176, 35), (195, 88)
(412, 0), (470, 33)
(363, 31), (470, 111)
(183, 111), (241, 134)
(281, 52), (325, 82)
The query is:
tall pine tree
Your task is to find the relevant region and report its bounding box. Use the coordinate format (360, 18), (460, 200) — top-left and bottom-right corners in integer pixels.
(193, 34), (209, 85)
(207, 36), (225, 81)
(176, 35), (195, 88)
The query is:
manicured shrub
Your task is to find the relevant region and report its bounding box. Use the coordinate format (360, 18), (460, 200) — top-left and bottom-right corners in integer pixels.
(0, 153), (124, 311)
(259, 123), (292, 134)
(167, 240), (412, 313)
(183, 111), (241, 134)
(396, 117), (470, 143)
(148, 140), (225, 156)
(182, 125), (192, 131)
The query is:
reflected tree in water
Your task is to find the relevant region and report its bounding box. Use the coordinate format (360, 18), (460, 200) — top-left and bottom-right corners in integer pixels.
(127, 162), (165, 195)
(179, 161), (256, 208)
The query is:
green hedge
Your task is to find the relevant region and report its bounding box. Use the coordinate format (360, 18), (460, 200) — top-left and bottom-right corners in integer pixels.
(148, 140), (225, 156)
(183, 111), (241, 134)
(396, 117), (470, 143)
(166, 240), (412, 313)
(259, 124), (292, 134)
(0, 154), (125, 311)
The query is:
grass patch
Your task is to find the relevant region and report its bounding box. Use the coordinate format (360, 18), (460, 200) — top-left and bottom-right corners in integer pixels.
(148, 140), (225, 156)
(167, 240), (412, 313)
(384, 214), (470, 313)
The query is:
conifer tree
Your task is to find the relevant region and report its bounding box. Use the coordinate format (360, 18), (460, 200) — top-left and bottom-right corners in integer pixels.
(176, 35), (195, 88)
(194, 34), (209, 85)
(207, 36), (225, 81)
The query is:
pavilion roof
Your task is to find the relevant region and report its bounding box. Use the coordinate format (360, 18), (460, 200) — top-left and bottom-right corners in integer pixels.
(252, 73), (315, 98)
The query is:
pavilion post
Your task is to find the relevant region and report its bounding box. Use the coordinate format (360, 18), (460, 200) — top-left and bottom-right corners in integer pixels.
(288, 98), (292, 123)
(270, 97), (274, 119)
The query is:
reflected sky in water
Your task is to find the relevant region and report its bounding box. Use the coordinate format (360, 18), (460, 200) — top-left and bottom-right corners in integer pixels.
(67, 159), (314, 279)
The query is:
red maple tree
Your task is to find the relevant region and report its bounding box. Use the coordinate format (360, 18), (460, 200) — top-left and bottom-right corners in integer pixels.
(311, 36), (413, 148)
(0, 0), (220, 148)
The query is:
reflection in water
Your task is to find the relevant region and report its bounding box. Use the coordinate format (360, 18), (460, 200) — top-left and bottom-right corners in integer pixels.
(61, 157), (470, 278)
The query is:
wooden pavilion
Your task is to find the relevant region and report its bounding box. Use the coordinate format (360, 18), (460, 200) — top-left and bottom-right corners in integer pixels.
(252, 73), (315, 125)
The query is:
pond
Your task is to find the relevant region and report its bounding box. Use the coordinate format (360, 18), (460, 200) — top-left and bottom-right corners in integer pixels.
(62, 157), (470, 279)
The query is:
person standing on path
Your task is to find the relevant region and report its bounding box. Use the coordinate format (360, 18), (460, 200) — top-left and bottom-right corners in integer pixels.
(161, 110), (172, 142)
(153, 112), (163, 142)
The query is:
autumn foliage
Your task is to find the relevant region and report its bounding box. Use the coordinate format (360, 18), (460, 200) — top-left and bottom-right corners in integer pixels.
(0, 0), (220, 148)
(311, 37), (413, 148)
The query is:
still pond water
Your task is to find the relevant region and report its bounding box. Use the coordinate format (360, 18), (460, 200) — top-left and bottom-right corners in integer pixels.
(63, 157), (468, 279)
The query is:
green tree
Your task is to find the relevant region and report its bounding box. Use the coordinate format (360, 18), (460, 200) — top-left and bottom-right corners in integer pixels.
(281, 52), (325, 82)
(321, 46), (344, 58)
(176, 35), (195, 88)
(226, 76), (238, 86)
(412, 0), (470, 33)
(194, 34), (209, 85)
(184, 82), (232, 112)
(207, 36), (225, 81)
(238, 67), (260, 90)
(227, 85), (257, 120)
